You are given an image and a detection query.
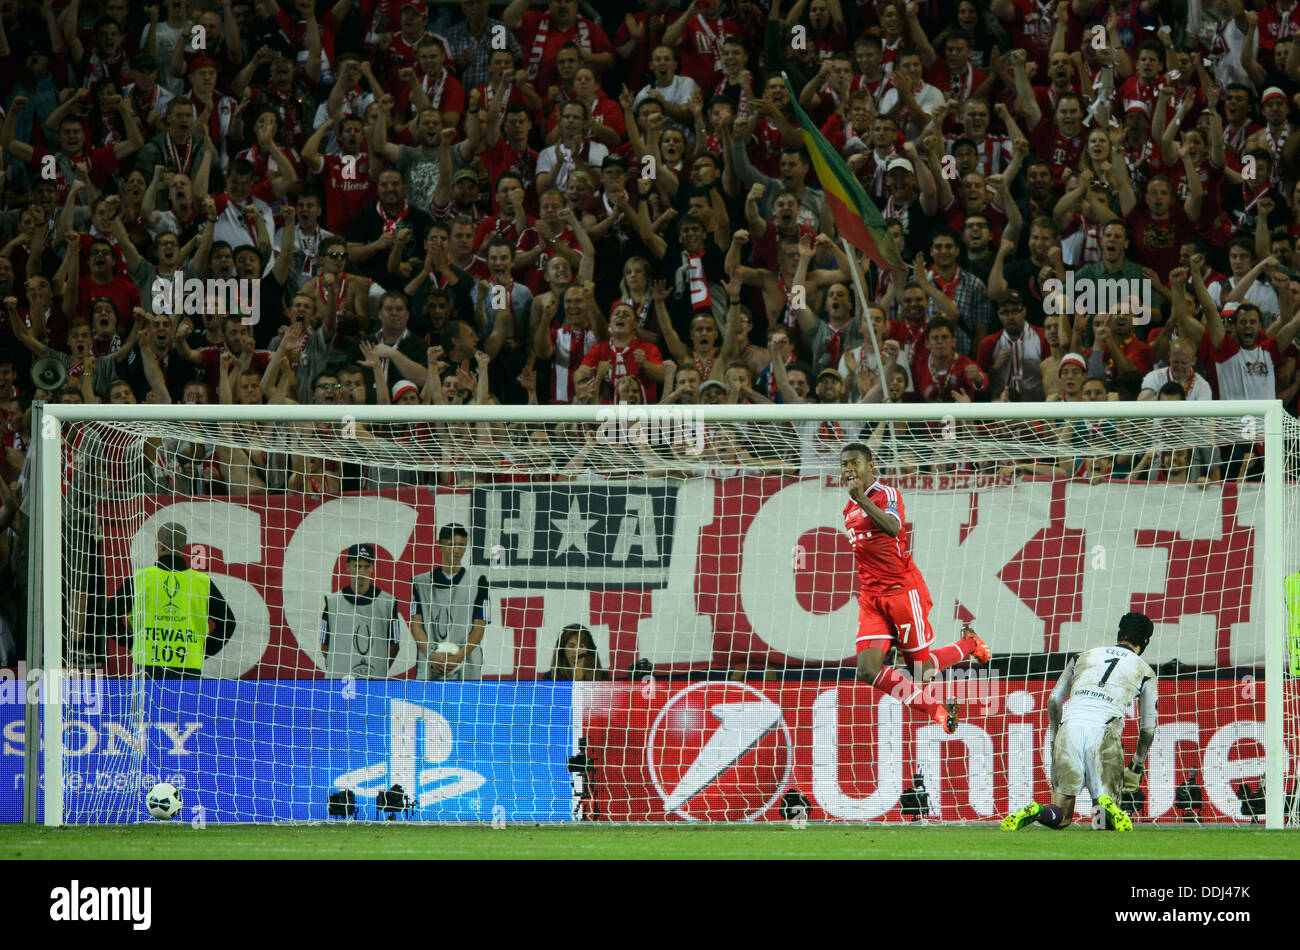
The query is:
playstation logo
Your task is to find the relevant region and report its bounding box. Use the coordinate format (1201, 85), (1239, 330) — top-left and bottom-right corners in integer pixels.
(645, 682), (795, 822)
(334, 699), (487, 809)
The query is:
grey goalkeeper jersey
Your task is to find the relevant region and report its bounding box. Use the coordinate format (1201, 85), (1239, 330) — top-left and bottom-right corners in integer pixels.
(320, 587), (401, 679)
(1054, 645), (1158, 729)
(410, 568), (490, 681)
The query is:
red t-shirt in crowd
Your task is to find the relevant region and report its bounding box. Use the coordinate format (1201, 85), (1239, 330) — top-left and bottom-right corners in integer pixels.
(579, 337), (664, 403)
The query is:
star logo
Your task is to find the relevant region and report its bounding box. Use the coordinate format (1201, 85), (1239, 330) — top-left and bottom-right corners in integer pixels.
(553, 497), (597, 557)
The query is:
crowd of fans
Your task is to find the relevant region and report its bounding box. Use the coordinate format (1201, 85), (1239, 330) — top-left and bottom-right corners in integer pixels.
(3, 0), (1300, 652)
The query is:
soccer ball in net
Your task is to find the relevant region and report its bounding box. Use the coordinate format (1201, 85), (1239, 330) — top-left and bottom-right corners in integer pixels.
(146, 783), (182, 821)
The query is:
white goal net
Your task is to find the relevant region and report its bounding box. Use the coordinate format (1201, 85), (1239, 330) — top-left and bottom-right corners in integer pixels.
(29, 401), (1300, 827)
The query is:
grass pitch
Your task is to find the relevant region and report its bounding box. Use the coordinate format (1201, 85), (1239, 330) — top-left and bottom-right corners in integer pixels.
(0, 823), (1291, 860)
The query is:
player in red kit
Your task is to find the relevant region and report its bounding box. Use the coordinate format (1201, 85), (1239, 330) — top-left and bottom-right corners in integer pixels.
(840, 443), (991, 732)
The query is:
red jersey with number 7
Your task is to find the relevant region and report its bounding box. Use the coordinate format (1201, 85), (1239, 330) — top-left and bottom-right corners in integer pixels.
(843, 481), (925, 596)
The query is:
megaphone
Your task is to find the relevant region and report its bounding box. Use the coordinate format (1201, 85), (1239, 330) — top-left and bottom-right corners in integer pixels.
(31, 355), (68, 392)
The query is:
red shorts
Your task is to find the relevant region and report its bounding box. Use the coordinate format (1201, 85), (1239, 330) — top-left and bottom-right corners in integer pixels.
(855, 585), (935, 662)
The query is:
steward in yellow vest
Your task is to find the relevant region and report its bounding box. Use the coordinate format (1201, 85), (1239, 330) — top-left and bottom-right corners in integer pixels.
(104, 523), (236, 679)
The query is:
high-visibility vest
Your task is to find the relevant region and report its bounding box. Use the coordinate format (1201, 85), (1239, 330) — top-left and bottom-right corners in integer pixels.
(131, 566), (210, 671)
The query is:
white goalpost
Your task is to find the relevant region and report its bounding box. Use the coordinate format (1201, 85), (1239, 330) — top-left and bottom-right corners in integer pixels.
(26, 400), (1300, 828)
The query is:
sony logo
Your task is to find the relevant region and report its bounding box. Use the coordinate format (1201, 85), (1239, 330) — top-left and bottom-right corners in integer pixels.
(3, 721), (202, 757)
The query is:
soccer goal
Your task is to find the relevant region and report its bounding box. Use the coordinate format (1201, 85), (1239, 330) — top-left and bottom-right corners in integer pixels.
(21, 400), (1300, 828)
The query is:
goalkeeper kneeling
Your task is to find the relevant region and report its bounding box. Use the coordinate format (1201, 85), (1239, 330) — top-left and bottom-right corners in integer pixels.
(1003, 613), (1158, 831)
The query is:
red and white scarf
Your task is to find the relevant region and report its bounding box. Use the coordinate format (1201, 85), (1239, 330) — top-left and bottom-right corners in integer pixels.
(715, 76), (750, 114)
(692, 350), (717, 379)
(853, 72), (890, 101)
(776, 275), (796, 327)
(553, 325), (593, 402)
(1266, 125), (1289, 185)
(930, 269), (960, 299)
(1224, 120), (1253, 156)
(1240, 181), (1270, 222)
(318, 273), (348, 317)
(622, 293), (651, 328)
(693, 15), (727, 74)
(422, 69), (449, 109)
(368, 0), (392, 44)
(685, 251), (711, 311)
(927, 352), (955, 399)
(996, 329), (1039, 390)
(166, 132), (194, 175)
(377, 200), (410, 235)
(825, 321), (848, 370)
(527, 15), (591, 82)
(944, 65), (974, 102)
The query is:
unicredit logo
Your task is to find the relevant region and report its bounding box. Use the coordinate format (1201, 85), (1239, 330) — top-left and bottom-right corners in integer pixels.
(645, 682), (794, 821)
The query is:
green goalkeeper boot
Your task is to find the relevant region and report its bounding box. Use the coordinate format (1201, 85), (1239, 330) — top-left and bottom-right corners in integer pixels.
(1001, 802), (1042, 830)
(1097, 794), (1133, 831)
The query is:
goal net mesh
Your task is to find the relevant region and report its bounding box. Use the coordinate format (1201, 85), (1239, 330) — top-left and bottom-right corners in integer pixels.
(46, 407), (1300, 825)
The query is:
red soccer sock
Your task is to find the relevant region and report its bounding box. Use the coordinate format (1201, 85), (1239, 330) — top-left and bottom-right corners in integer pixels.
(931, 640), (976, 672)
(871, 666), (943, 720)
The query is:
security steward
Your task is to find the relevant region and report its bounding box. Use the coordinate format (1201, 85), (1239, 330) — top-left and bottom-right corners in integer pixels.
(103, 522), (236, 678)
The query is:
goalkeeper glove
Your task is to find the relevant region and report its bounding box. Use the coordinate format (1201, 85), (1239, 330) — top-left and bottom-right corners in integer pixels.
(1123, 762), (1144, 793)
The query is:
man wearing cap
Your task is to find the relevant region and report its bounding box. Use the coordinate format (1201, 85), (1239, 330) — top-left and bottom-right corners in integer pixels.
(433, 168), (485, 225)
(410, 524), (491, 681)
(1117, 100), (1159, 194)
(1246, 86), (1295, 189)
(167, 4), (243, 98)
(101, 522), (236, 679)
(125, 53), (175, 136)
(321, 544), (402, 680)
(183, 56), (238, 167)
(977, 291), (1049, 401)
(881, 150), (940, 259)
(1048, 351), (1088, 401)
